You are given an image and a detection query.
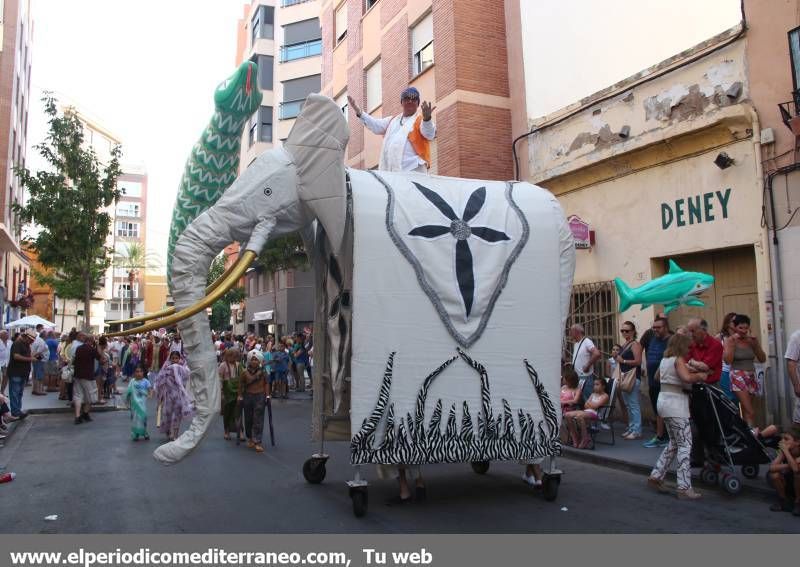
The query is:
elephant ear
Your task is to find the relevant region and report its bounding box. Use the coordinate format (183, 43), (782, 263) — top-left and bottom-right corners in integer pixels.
(284, 94), (350, 255)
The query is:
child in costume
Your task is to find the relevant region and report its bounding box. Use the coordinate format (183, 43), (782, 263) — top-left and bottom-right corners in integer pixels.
(154, 351), (193, 441)
(125, 363), (152, 441)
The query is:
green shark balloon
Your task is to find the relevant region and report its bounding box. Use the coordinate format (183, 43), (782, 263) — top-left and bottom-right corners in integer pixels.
(615, 260), (714, 314)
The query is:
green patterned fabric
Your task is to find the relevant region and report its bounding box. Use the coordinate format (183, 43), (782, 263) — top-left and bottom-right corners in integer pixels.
(167, 61), (264, 286)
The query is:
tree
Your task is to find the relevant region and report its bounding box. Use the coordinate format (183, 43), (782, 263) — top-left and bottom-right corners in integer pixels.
(256, 233), (307, 336)
(207, 253), (246, 332)
(113, 242), (160, 321)
(13, 94), (122, 330)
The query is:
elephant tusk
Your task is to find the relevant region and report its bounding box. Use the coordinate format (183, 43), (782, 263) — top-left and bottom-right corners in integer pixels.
(105, 251), (257, 337)
(106, 253), (241, 326)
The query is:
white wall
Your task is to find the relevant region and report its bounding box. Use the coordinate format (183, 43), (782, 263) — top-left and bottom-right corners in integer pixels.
(519, 0), (743, 120)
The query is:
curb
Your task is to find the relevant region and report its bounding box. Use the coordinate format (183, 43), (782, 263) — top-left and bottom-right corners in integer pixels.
(26, 405), (124, 415)
(560, 446), (774, 499)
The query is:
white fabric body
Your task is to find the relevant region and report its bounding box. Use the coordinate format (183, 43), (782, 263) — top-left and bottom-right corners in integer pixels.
(349, 169), (574, 464)
(572, 337), (596, 377)
(360, 111), (435, 172)
(657, 356), (690, 418)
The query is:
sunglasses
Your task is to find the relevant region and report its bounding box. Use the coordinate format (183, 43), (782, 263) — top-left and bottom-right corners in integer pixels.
(401, 96), (419, 102)
(621, 329), (633, 333)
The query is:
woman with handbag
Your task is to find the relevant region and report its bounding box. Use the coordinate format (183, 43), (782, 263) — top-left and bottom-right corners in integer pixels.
(648, 333), (707, 500)
(613, 321), (643, 440)
(723, 313), (767, 430)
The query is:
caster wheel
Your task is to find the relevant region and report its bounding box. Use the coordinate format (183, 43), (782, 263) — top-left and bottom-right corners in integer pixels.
(302, 458), (326, 484)
(700, 468), (718, 485)
(542, 475), (560, 502)
(471, 461), (490, 475)
(741, 464), (759, 479)
(351, 489), (368, 518)
(723, 474), (742, 495)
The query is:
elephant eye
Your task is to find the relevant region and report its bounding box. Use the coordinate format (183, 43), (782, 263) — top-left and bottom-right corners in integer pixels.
(264, 187), (273, 197)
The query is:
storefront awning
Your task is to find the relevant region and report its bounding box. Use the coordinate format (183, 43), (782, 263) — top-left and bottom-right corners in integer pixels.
(251, 310), (274, 322)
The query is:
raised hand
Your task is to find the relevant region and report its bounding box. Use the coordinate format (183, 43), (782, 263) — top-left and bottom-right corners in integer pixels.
(347, 95), (362, 118)
(421, 100), (436, 121)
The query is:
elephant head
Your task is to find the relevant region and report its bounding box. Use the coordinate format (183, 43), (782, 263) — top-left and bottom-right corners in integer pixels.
(110, 94), (349, 463)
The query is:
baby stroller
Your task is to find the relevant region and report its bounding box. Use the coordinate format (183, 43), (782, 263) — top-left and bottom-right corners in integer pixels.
(691, 382), (773, 496)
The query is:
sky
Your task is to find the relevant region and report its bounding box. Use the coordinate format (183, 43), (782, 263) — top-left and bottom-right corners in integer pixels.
(27, 0), (742, 274)
(29, 0), (247, 274)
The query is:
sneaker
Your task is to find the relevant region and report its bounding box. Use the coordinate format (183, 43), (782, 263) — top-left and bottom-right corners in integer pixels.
(522, 474), (536, 487)
(677, 487), (702, 500)
(81, 413), (93, 422)
(643, 436), (661, 448)
(622, 432), (642, 440)
(599, 422), (611, 431)
(74, 416), (83, 425)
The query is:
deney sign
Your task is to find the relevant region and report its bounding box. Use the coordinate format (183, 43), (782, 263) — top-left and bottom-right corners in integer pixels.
(661, 188), (731, 230)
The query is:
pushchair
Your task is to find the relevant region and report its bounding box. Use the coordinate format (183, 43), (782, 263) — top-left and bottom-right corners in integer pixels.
(691, 382), (774, 496)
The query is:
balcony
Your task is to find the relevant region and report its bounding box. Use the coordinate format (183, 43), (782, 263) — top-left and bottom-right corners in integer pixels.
(779, 93), (800, 136)
(279, 99), (305, 120)
(280, 39), (322, 63)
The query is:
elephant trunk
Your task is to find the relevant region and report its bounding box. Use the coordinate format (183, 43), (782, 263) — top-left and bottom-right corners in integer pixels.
(153, 207), (242, 464)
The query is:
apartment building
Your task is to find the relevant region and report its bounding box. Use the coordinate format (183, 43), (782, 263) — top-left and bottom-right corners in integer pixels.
(234, 0), (320, 337)
(106, 163), (149, 323)
(0, 0), (32, 326)
(321, 0), (513, 180)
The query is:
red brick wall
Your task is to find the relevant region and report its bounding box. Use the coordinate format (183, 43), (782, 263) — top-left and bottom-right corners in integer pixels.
(347, 0), (364, 59)
(432, 0), (456, 100)
(453, 0), (509, 97)
(347, 56), (364, 160)
(320, 2), (334, 88)
(381, 0), (407, 28)
(381, 16), (409, 114)
(436, 102), (513, 181)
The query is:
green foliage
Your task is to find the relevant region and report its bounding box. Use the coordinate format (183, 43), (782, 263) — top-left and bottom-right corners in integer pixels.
(114, 242), (160, 275)
(206, 253), (245, 331)
(13, 94), (123, 329)
(256, 232), (307, 274)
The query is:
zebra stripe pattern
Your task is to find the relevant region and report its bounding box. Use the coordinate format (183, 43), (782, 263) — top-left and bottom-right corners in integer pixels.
(350, 351), (561, 465)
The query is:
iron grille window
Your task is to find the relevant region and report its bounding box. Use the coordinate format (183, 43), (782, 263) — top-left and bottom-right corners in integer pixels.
(564, 281), (619, 377)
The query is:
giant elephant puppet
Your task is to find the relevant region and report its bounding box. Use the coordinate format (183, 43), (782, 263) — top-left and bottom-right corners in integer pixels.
(108, 93), (351, 464)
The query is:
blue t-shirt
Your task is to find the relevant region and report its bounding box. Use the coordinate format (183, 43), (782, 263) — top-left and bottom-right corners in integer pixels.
(46, 338), (60, 361)
(645, 335), (670, 382)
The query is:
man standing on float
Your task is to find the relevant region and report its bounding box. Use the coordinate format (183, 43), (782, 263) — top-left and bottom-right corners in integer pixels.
(348, 86), (436, 173)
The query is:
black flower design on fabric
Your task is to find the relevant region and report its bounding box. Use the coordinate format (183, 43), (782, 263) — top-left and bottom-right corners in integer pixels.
(408, 182), (510, 317)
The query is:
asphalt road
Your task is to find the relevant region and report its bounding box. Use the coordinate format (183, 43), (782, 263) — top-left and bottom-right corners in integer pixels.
(1, 395), (798, 533)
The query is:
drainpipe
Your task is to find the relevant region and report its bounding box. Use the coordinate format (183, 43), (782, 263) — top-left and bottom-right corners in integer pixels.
(748, 107), (784, 424)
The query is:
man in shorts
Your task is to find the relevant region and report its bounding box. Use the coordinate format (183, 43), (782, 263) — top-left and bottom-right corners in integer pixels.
(785, 329), (800, 426)
(73, 334), (102, 425)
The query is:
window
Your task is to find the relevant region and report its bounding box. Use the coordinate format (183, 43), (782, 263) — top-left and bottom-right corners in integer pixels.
(116, 221), (140, 238)
(281, 0), (312, 6)
(790, 26), (800, 102)
(334, 2), (347, 44)
(116, 202), (140, 218)
(251, 4), (274, 45)
(280, 74), (321, 119)
(412, 13), (434, 76)
(120, 181), (142, 198)
(365, 0), (379, 10)
(116, 283), (139, 299)
(250, 54), (274, 90)
(249, 106), (274, 146)
(335, 91), (348, 123)
(282, 19), (322, 62)
(366, 59), (382, 112)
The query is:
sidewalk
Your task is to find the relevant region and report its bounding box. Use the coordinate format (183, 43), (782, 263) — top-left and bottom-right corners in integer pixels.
(19, 382), (125, 414)
(560, 421), (773, 497)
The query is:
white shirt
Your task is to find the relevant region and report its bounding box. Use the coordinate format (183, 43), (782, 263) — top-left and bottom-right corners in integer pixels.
(32, 336), (49, 359)
(657, 356), (690, 418)
(0, 339), (11, 367)
(572, 336), (597, 377)
(786, 330), (800, 363)
(360, 111), (436, 172)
